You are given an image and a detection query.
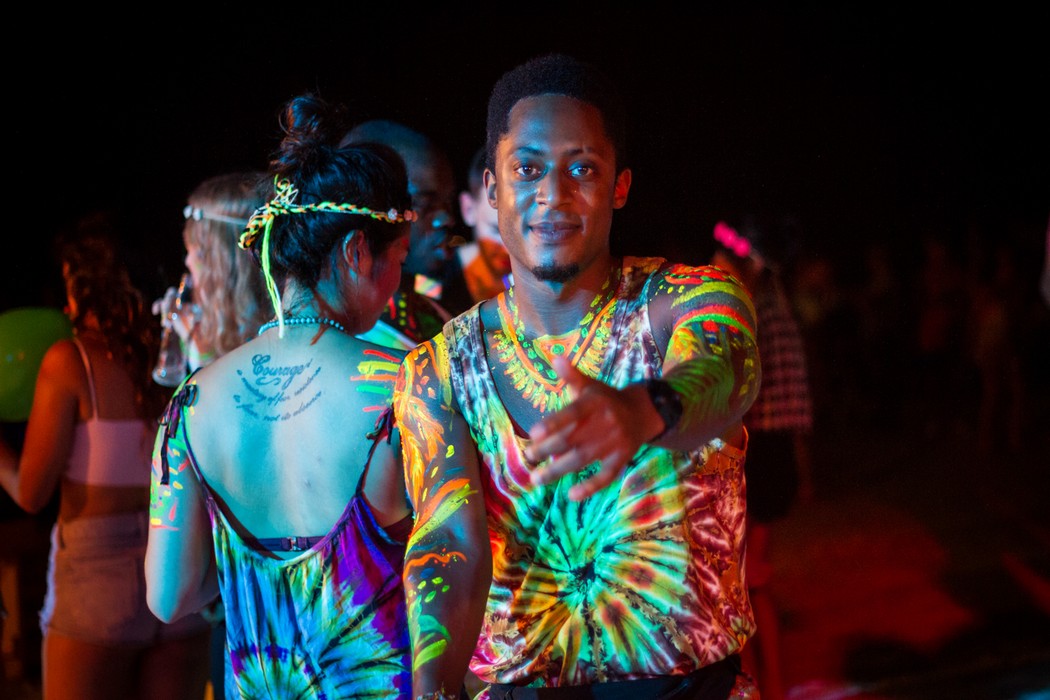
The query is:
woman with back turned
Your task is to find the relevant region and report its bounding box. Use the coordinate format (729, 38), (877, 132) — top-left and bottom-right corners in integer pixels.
(1, 220), (211, 700)
(145, 93), (418, 699)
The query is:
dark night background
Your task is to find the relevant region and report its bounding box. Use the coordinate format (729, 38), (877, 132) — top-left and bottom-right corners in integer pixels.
(3, 8), (1050, 697)
(4, 8), (1048, 308)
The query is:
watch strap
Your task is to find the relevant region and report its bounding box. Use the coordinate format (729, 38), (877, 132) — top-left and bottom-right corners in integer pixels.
(645, 378), (684, 441)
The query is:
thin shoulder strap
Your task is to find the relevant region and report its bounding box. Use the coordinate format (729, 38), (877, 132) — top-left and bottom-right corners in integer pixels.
(356, 405), (396, 495)
(158, 368), (202, 485)
(71, 337), (99, 417)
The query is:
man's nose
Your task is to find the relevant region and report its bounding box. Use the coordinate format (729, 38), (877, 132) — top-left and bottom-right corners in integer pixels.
(536, 169), (572, 207)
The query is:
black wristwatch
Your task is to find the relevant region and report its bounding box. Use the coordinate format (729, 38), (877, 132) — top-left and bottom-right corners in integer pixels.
(645, 378), (683, 441)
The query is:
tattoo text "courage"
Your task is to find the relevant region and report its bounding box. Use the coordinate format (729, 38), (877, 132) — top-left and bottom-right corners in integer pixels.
(252, 354), (312, 390)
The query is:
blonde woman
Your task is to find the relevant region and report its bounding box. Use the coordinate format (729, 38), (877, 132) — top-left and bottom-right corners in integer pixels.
(156, 172), (272, 373)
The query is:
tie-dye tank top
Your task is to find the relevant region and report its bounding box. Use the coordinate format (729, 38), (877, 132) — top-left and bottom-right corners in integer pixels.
(442, 256), (755, 688)
(175, 402), (412, 699)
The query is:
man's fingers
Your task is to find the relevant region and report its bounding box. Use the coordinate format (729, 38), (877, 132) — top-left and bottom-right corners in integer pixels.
(554, 357), (607, 404)
(531, 358), (612, 443)
(528, 400), (584, 443)
(526, 357), (642, 498)
(552, 356), (585, 386)
(525, 420), (576, 465)
(533, 442), (592, 486)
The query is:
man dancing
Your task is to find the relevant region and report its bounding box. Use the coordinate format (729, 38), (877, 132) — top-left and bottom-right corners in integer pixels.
(396, 53), (762, 700)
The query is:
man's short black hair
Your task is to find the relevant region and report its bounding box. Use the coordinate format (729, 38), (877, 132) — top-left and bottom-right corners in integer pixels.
(485, 53), (628, 174)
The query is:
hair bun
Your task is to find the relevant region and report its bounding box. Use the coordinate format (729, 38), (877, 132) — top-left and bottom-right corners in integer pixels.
(273, 94), (349, 177)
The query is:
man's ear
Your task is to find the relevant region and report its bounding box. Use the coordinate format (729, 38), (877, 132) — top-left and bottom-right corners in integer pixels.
(342, 230), (371, 277)
(613, 168), (632, 210)
(484, 168), (498, 210)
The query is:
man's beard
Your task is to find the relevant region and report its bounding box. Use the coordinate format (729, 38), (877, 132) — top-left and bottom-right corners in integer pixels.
(531, 262), (580, 283)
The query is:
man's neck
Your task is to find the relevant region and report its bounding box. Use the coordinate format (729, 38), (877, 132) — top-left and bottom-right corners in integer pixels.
(511, 256), (619, 338)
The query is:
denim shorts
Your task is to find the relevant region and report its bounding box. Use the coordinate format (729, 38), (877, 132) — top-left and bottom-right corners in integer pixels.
(40, 510), (209, 646)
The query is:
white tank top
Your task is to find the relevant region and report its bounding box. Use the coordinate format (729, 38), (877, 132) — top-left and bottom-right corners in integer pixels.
(64, 338), (153, 487)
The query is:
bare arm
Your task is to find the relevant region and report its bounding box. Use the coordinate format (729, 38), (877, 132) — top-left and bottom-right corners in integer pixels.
(144, 384), (218, 623)
(528, 263), (761, 500)
(0, 341), (78, 513)
(395, 337), (491, 699)
(649, 264), (760, 450)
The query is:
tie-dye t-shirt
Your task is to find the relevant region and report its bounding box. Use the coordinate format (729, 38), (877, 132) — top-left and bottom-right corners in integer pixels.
(165, 395), (412, 700)
(438, 256), (756, 687)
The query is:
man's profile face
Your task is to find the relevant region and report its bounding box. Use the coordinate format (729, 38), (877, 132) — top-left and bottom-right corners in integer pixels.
(486, 94), (630, 285)
(404, 154), (457, 278)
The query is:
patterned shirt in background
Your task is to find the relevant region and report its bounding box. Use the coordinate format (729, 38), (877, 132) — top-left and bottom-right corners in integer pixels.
(746, 275), (813, 433)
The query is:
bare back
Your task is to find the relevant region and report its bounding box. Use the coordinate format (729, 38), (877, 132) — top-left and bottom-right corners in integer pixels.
(183, 327), (409, 551)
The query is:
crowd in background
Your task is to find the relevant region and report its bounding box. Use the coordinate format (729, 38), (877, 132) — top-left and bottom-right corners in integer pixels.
(0, 68), (1047, 698)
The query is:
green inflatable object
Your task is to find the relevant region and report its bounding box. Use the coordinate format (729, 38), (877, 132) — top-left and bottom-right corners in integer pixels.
(0, 307), (73, 422)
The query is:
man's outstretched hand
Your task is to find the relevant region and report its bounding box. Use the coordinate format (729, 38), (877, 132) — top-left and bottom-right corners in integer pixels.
(524, 356), (663, 501)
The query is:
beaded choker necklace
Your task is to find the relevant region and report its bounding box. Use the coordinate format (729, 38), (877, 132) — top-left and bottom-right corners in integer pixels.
(492, 270), (620, 413)
(257, 316), (347, 336)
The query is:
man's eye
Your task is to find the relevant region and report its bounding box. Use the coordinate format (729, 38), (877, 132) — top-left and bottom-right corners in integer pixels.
(514, 165), (540, 180)
(570, 165), (594, 178)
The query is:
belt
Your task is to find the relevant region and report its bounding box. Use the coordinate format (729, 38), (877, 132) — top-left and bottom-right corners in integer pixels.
(488, 654), (741, 700)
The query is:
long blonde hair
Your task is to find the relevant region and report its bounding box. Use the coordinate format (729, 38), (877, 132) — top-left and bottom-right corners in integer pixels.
(183, 172), (272, 359)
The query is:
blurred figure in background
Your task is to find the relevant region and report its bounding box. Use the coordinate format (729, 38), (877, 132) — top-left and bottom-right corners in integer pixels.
(452, 146), (513, 306)
(0, 219), (211, 700)
(341, 119), (457, 348)
(913, 230), (967, 438)
(789, 249), (847, 429)
(854, 240), (908, 430)
(711, 214), (813, 700)
(965, 231), (1025, 458)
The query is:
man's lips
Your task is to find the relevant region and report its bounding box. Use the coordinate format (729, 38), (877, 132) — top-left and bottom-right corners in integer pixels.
(529, 221), (580, 239)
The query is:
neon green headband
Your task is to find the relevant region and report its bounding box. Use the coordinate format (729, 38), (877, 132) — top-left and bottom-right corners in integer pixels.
(239, 176), (417, 336)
